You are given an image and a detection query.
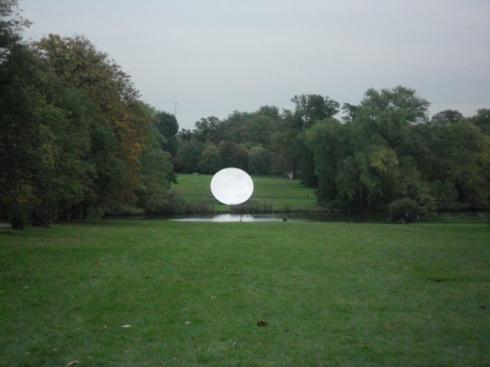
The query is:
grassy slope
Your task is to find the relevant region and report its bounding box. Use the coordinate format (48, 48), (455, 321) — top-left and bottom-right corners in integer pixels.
(0, 221), (489, 366)
(173, 174), (322, 212)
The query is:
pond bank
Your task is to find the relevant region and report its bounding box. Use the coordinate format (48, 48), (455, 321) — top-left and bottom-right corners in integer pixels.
(107, 210), (490, 224)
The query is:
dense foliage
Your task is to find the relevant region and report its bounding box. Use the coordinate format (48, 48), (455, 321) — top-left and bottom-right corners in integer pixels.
(177, 89), (489, 213)
(0, 0), (177, 227)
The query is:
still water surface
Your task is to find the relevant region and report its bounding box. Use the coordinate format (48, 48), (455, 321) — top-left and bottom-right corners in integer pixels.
(169, 211), (488, 223)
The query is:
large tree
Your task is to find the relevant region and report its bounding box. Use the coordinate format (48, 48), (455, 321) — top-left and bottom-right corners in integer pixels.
(0, 0), (29, 62)
(289, 95), (340, 186)
(0, 43), (97, 226)
(35, 34), (149, 202)
(154, 111), (179, 157)
(1, 19), (176, 226)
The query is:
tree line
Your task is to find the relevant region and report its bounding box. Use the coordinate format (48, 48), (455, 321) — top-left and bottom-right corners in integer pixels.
(1, 0), (489, 228)
(0, 0), (178, 228)
(176, 91), (489, 214)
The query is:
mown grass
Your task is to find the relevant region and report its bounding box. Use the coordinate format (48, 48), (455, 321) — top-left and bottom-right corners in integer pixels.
(0, 220), (489, 366)
(173, 174), (322, 213)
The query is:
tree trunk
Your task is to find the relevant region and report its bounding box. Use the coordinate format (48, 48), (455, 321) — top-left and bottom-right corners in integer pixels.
(10, 216), (24, 230)
(82, 201), (88, 220)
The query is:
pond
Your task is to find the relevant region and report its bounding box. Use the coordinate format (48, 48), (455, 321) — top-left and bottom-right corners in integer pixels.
(169, 211), (489, 223)
(170, 212), (391, 223)
(172, 214), (285, 222)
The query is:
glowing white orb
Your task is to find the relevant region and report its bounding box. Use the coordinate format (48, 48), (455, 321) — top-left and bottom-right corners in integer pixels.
(210, 168), (254, 205)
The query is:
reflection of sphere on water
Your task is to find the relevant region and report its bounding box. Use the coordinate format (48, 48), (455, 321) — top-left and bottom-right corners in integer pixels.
(210, 168), (254, 205)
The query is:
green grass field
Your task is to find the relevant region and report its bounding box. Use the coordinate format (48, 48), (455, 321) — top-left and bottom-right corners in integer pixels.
(1, 220), (489, 366)
(173, 174), (322, 212)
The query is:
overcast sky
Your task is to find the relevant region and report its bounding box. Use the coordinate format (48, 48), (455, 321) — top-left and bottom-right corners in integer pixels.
(21, 0), (490, 129)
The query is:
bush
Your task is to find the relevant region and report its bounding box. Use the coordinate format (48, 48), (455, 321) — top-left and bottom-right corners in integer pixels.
(388, 198), (423, 223)
(143, 189), (187, 216)
(231, 200), (273, 214)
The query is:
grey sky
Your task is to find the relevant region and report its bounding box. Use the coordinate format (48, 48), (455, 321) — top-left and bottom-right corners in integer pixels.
(21, 0), (490, 129)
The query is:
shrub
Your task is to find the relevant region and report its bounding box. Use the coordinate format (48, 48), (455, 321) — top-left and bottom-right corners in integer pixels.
(143, 189), (187, 216)
(231, 200), (273, 214)
(388, 198), (423, 223)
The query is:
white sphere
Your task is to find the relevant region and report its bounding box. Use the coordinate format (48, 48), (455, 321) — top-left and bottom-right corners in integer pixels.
(210, 168), (254, 205)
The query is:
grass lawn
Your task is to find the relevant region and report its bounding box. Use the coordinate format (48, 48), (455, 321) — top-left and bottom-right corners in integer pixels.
(173, 174), (322, 212)
(0, 220), (489, 366)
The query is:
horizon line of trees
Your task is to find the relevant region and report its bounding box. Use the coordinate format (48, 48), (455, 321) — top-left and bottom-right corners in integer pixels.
(1, 0), (489, 229)
(176, 91), (489, 213)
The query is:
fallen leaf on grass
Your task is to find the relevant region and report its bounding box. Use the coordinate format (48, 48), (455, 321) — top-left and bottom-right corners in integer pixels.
(121, 324), (131, 328)
(257, 320), (268, 327)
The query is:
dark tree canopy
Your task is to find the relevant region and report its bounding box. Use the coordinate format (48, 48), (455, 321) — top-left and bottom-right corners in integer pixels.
(471, 108), (490, 135)
(154, 111), (179, 156)
(431, 110), (464, 124)
(0, 16), (176, 228)
(176, 87), (488, 213)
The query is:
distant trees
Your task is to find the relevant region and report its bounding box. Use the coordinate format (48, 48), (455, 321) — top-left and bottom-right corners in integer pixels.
(282, 95), (341, 186)
(175, 138), (203, 173)
(194, 116), (223, 143)
(431, 110), (464, 124)
(414, 120), (489, 209)
(177, 86), (489, 213)
(305, 118), (350, 202)
(198, 144), (221, 174)
(304, 87), (489, 211)
(291, 94), (340, 129)
(218, 141), (248, 170)
(248, 146), (272, 175)
(471, 109), (490, 135)
(154, 111), (179, 157)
